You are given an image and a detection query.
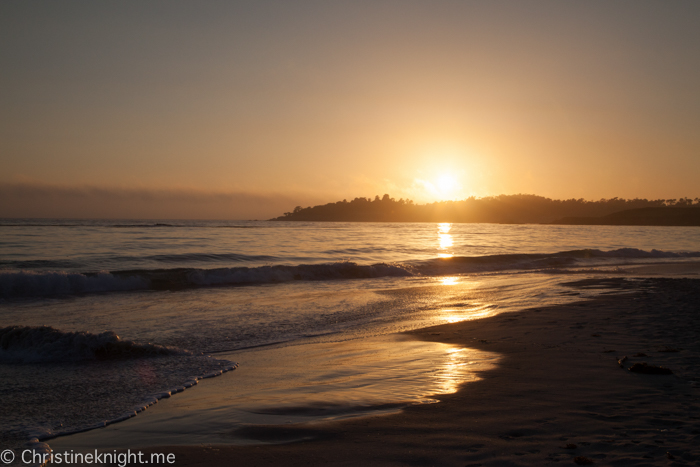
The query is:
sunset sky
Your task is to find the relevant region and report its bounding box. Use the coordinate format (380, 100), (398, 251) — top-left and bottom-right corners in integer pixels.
(1, 1), (699, 219)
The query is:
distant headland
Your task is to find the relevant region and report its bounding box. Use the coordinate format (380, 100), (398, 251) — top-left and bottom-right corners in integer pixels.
(271, 194), (700, 226)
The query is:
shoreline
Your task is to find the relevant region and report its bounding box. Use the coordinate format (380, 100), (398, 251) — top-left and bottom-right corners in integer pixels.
(51, 277), (700, 466)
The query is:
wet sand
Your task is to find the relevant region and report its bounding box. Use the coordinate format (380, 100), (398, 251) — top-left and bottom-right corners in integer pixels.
(48, 335), (499, 450)
(55, 277), (700, 466)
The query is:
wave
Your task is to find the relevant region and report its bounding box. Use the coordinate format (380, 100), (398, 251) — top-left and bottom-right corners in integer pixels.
(138, 252), (280, 264)
(0, 253), (285, 271)
(556, 248), (700, 259)
(0, 262), (412, 298)
(0, 326), (191, 363)
(111, 224), (260, 229)
(1, 248), (698, 299)
(0, 270), (149, 298)
(414, 248), (700, 275)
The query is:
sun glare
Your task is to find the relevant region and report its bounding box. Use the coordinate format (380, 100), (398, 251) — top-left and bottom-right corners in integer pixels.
(437, 174), (457, 194)
(429, 172), (462, 200)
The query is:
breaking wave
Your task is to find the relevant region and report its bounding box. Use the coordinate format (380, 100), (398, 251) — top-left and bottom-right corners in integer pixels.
(0, 325), (237, 449)
(414, 248), (700, 275)
(0, 326), (191, 363)
(0, 270), (148, 298)
(0, 262), (412, 298)
(1, 248), (698, 299)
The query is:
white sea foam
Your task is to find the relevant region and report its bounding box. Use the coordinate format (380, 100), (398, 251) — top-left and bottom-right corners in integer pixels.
(0, 324), (238, 452)
(25, 362), (238, 444)
(0, 326), (191, 363)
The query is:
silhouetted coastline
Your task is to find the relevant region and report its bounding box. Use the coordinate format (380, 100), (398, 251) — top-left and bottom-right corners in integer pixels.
(551, 206), (700, 226)
(271, 194), (700, 225)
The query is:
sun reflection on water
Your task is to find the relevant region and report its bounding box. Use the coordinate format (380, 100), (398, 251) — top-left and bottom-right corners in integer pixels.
(440, 306), (494, 324)
(427, 345), (499, 396)
(434, 347), (471, 394)
(440, 276), (459, 286)
(437, 222), (453, 258)
(439, 303), (497, 323)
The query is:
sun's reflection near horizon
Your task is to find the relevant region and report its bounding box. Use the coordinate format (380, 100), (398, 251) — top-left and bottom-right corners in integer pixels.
(437, 222), (453, 258)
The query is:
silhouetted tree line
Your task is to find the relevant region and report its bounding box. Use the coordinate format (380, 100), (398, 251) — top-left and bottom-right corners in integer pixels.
(271, 194), (700, 224)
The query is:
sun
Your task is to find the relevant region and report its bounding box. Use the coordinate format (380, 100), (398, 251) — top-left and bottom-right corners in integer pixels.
(413, 169), (464, 202)
(436, 173), (459, 197)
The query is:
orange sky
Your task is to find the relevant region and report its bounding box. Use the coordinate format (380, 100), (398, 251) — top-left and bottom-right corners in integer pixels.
(1, 1), (699, 219)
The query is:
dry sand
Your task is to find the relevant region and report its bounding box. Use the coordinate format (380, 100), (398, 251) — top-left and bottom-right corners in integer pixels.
(68, 278), (700, 466)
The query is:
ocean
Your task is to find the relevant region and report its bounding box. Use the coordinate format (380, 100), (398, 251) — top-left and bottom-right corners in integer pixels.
(1, 220), (699, 458)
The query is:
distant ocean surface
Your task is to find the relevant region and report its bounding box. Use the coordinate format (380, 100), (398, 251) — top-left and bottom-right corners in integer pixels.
(1, 219), (700, 456)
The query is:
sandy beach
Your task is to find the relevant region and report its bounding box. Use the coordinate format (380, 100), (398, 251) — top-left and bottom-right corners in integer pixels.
(45, 276), (699, 466)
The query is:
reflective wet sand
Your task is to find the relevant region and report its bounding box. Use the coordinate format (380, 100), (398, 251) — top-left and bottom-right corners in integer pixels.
(49, 334), (498, 449)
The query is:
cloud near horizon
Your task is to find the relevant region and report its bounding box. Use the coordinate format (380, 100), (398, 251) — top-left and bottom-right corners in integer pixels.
(0, 182), (323, 220)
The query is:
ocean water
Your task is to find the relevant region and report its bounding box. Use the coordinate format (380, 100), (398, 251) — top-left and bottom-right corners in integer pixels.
(1, 220), (700, 457)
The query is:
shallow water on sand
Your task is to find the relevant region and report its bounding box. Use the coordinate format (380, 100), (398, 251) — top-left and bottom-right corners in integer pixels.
(50, 335), (499, 449)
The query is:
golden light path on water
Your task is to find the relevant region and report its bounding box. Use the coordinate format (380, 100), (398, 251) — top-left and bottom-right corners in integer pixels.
(436, 275), (497, 324)
(437, 222), (454, 258)
(434, 347), (475, 395)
